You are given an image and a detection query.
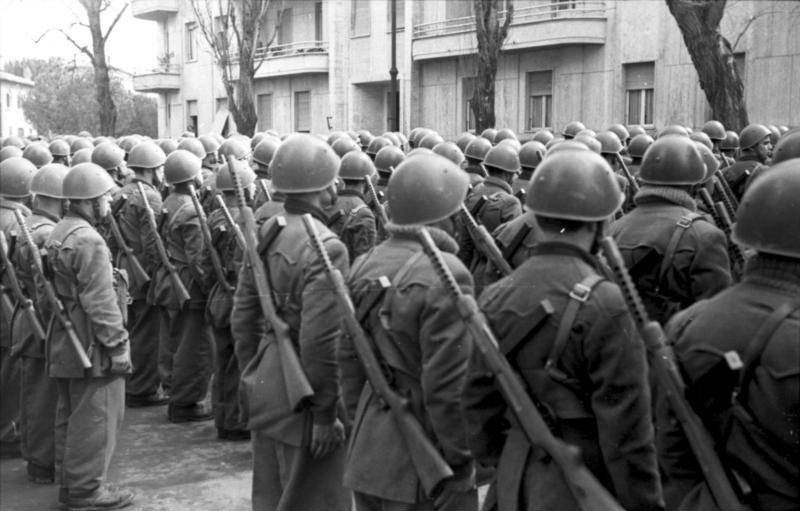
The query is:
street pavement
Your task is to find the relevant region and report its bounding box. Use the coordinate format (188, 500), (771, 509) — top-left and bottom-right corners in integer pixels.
(0, 404), (253, 510)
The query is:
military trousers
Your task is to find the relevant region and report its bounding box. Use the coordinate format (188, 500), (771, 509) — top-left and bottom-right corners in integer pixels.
(354, 493), (435, 511)
(54, 375), (124, 497)
(212, 326), (244, 431)
(20, 355), (57, 478)
(0, 346), (21, 451)
(169, 308), (213, 406)
(126, 299), (161, 398)
(251, 427), (351, 511)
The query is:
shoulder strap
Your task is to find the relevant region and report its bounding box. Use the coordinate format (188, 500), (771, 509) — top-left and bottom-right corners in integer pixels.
(544, 273), (605, 381)
(658, 212), (703, 284)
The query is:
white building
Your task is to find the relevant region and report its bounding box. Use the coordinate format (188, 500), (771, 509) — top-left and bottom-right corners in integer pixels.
(0, 70), (36, 138)
(133, 0), (800, 139)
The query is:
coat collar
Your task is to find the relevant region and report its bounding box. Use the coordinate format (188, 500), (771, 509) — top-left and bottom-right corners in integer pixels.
(634, 185), (697, 210)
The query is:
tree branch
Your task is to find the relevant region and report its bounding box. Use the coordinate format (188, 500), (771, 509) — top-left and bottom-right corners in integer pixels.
(103, 2), (129, 43)
(34, 28), (95, 63)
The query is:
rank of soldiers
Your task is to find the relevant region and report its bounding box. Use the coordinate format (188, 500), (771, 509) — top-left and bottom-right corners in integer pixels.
(0, 121), (797, 511)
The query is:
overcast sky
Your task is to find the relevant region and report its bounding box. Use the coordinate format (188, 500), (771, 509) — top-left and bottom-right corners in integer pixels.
(0, 0), (158, 76)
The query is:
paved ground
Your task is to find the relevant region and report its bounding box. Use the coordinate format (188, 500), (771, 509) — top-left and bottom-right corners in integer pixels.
(0, 404), (253, 511)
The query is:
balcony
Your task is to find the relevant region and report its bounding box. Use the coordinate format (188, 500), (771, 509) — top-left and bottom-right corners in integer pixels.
(230, 41), (329, 79)
(131, 0), (179, 21)
(412, 0), (607, 60)
(133, 65), (181, 93)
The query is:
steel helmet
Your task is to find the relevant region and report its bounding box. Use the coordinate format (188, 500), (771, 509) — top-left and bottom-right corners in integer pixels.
(22, 143), (53, 168)
(164, 149), (202, 185)
(464, 136), (492, 162)
(0, 157), (36, 198)
(92, 142), (127, 171)
(432, 142), (465, 166)
(70, 148), (93, 165)
(607, 124), (630, 144)
(527, 149), (622, 221)
(62, 162), (115, 200)
(721, 130), (739, 151)
(253, 137), (281, 167)
(738, 124), (772, 150)
(346, 130), (359, 142)
(271, 134), (340, 193)
(766, 125), (781, 146)
(628, 134), (654, 159)
(77, 130), (92, 138)
(0, 146), (23, 163)
(545, 137), (565, 151)
(694, 142), (719, 182)
(548, 140), (591, 156)
(595, 131), (623, 154)
(357, 130), (374, 149)
(658, 125), (689, 138)
(63, 135), (78, 146)
(374, 145), (405, 174)
(339, 150), (376, 180)
(387, 153), (469, 225)
(639, 135), (706, 185)
(561, 121), (586, 139)
(519, 141), (546, 170)
(532, 130), (554, 145)
(177, 138), (206, 159)
(2, 136), (26, 149)
(732, 158), (800, 257)
(494, 128), (518, 144)
(701, 120), (726, 141)
(455, 132), (476, 153)
(407, 127), (425, 147)
(381, 132), (401, 147)
(497, 138), (522, 152)
(128, 142), (167, 169)
(31, 163), (69, 199)
(326, 131), (348, 146)
(770, 131), (800, 164)
(157, 139), (179, 156)
(482, 143), (521, 174)
(118, 136), (138, 155)
(366, 136), (393, 157)
(198, 135), (221, 155)
(394, 132), (408, 149)
(92, 136), (110, 146)
(407, 147), (434, 157)
(480, 128), (498, 143)
(49, 139), (70, 157)
(215, 159), (257, 191)
(419, 132), (444, 150)
(250, 132), (267, 150)
(628, 125), (647, 138)
(70, 138), (93, 155)
(574, 134), (602, 154)
(689, 131), (713, 150)
(219, 138), (249, 160)
(576, 128), (597, 138)
(332, 136), (360, 158)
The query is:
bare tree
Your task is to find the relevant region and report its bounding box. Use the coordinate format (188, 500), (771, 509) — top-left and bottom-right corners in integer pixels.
(189, 0), (284, 136)
(35, 0), (128, 135)
(666, 0), (748, 131)
(470, 0), (513, 133)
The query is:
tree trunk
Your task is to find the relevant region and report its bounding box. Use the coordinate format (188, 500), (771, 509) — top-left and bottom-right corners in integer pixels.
(666, 0), (748, 131)
(231, 0), (260, 136)
(471, 0), (512, 133)
(82, 0), (117, 135)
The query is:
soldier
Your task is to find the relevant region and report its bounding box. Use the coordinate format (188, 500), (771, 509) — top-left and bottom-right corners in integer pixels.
(419, 132), (445, 151)
(627, 133), (654, 177)
(744, 130), (800, 193)
(115, 142), (168, 408)
(198, 135), (221, 175)
(92, 142), (129, 191)
(0, 145), (23, 163)
(327, 150), (377, 261)
(610, 135), (731, 324)
(463, 137), (491, 188)
(149, 150), (214, 423)
(45, 162), (134, 511)
(202, 160), (255, 441)
(22, 143), (53, 169)
(658, 160), (799, 511)
(701, 120), (733, 168)
(464, 143), (522, 236)
(12, 163), (67, 483)
(561, 120), (586, 140)
(722, 124), (772, 200)
(366, 136), (393, 163)
(251, 137), (280, 210)
(231, 134), (351, 511)
(342, 152), (478, 511)
(462, 149), (664, 511)
(719, 130), (739, 163)
(511, 140), (545, 197)
(373, 144), (404, 197)
(456, 131), (476, 153)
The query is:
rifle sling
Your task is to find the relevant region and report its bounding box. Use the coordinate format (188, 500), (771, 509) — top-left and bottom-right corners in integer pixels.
(658, 213), (703, 287)
(499, 299), (554, 356)
(501, 223), (532, 264)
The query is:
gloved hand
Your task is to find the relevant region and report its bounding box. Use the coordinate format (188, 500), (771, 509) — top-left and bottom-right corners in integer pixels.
(110, 351), (132, 374)
(311, 418), (345, 459)
(433, 464), (478, 511)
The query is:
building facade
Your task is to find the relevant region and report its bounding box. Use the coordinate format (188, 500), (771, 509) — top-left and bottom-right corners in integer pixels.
(133, 0), (800, 140)
(0, 70), (36, 138)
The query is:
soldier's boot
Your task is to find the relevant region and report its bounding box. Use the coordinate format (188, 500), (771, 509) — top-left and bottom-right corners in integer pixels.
(66, 485), (135, 511)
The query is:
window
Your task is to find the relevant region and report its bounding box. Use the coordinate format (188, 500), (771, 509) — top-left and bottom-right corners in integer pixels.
(294, 91), (311, 132)
(186, 100), (198, 135)
(526, 71), (553, 130)
(185, 22), (198, 61)
(315, 2), (324, 41)
(463, 77), (476, 132)
(625, 62), (655, 126)
(258, 94), (273, 131)
(386, 0), (405, 29)
(5, 93), (10, 108)
(351, 0), (370, 36)
(446, 0), (472, 19)
(278, 8), (292, 46)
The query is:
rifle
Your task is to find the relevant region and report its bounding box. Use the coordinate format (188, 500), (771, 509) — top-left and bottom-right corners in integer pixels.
(226, 154), (314, 412)
(460, 203), (513, 277)
(617, 154), (640, 195)
(364, 177), (389, 228)
(697, 188), (745, 271)
(514, 188), (527, 205)
(135, 182), (190, 308)
(215, 195), (246, 250)
(302, 215), (455, 496)
(187, 182), (234, 294)
(468, 195), (487, 218)
(501, 221), (533, 264)
(601, 236), (747, 511)
(105, 207), (150, 290)
(418, 228), (626, 511)
(258, 179), (272, 203)
(713, 173), (738, 221)
(0, 230), (46, 348)
(11, 210), (91, 368)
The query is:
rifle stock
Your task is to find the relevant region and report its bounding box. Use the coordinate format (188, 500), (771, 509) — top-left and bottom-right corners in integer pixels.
(12, 210), (91, 368)
(105, 210), (150, 289)
(419, 228), (625, 511)
(188, 183), (234, 293)
(215, 195), (246, 250)
(0, 230), (46, 353)
(364, 177), (389, 228)
(136, 182), (190, 307)
(302, 214), (454, 496)
(617, 154), (640, 195)
(258, 179), (272, 203)
(601, 236), (746, 511)
(459, 204), (513, 276)
(713, 174), (738, 221)
(226, 155), (314, 412)
(698, 189), (745, 271)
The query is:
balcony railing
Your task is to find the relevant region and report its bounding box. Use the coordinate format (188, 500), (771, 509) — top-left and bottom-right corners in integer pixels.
(230, 40), (328, 63)
(413, 0), (606, 39)
(133, 64), (181, 92)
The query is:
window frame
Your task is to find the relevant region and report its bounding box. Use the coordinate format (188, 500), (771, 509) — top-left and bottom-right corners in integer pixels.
(257, 93), (274, 131)
(624, 62), (655, 128)
(185, 22), (198, 62)
(525, 70), (554, 131)
(294, 90), (311, 133)
(350, 0), (371, 37)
